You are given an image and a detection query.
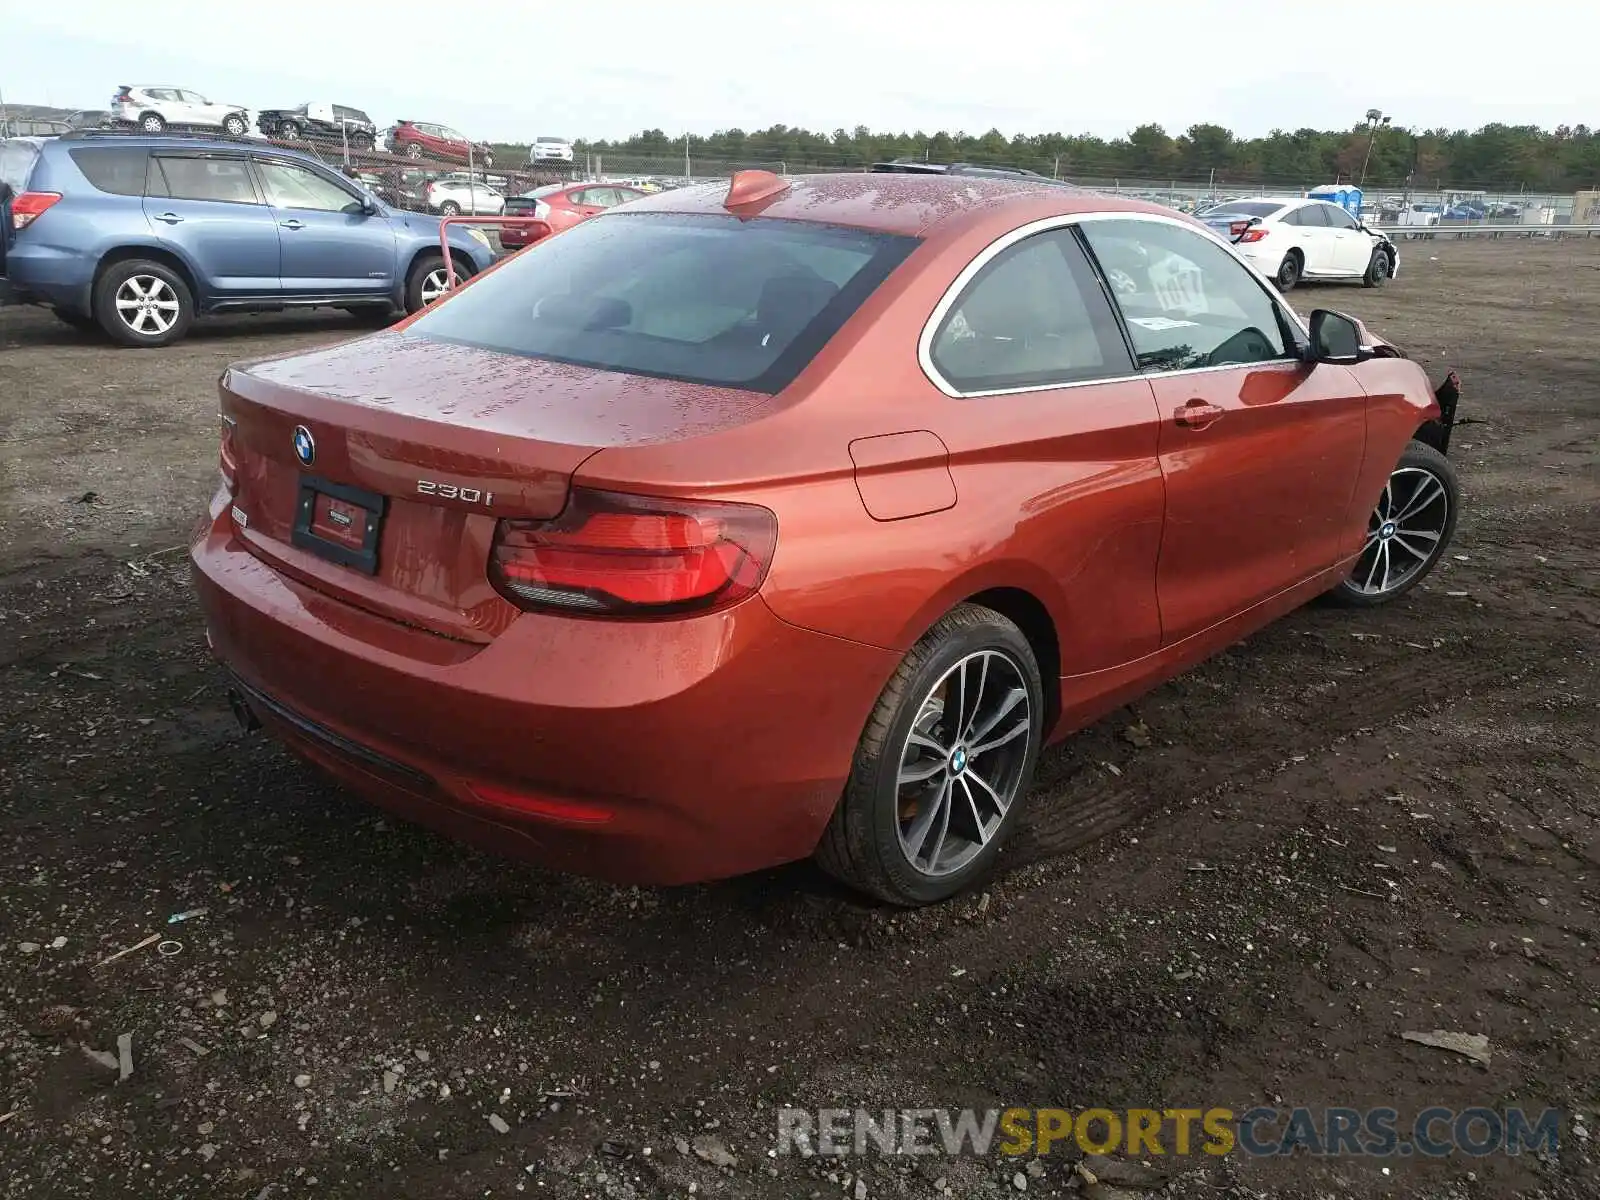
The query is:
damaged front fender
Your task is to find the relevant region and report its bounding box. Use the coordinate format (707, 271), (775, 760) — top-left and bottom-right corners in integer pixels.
(1414, 370), (1462, 455)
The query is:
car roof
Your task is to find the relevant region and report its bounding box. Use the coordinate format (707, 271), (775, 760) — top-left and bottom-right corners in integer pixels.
(47, 131), (338, 168)
(617, 171), (1185, 238)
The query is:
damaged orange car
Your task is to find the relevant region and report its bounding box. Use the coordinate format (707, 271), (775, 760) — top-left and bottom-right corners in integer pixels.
(191, 170), (1461, 905)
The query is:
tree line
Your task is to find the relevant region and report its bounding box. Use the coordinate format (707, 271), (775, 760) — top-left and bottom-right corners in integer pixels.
(542, 122), (1600, 192)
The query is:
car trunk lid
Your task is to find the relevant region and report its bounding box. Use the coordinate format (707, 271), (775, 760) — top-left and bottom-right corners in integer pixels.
(221, 330), (772, 643)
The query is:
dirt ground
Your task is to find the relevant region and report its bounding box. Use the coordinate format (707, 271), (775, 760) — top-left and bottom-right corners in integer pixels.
(2, 239), (1597, 1200)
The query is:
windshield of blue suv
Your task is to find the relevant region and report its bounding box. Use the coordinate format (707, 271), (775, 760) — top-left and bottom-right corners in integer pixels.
(405, 212), (919, 393)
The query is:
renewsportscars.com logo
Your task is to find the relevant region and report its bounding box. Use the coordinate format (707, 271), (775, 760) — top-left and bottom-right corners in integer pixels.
(775, 1107), (1562, 1159)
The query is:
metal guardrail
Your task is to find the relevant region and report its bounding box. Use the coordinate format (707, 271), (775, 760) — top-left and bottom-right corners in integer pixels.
(1372, 223), (1600, 238)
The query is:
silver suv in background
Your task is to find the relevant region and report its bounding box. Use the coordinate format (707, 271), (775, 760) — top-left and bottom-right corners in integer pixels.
(111, 86), (250, 136)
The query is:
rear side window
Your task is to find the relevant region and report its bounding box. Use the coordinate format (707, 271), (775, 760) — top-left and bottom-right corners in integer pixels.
(406, 212), (919, 394)
(150, 155), (259, 204)
(929, 228), (1131, 393)
(1296, 204), (1330, 227)
(69, 148), (150, 196)
(0, 140), (41, 193)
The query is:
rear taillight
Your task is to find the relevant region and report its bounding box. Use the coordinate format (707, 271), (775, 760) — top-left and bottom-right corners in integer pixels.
(489, 488), (777, 617)
(1236, 228), (1268, 243)
(11, 192), (62, 232)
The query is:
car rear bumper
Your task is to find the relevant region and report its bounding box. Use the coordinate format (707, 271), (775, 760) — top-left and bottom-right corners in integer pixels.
(0, 246), (93, 311)
(190, 507), (895, 885)
(1233, 244), (1279, 274)
(497, 225), (549, 248)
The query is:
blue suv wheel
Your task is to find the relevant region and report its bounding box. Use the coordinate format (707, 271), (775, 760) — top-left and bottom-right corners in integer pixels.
(94, 259), (195, 347)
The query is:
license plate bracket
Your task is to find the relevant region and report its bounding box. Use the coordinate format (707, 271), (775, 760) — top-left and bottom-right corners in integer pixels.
(291, 475), (386, 575)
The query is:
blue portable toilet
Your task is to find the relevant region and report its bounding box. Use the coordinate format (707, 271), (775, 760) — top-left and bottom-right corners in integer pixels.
(1307, 183), (1363, 217)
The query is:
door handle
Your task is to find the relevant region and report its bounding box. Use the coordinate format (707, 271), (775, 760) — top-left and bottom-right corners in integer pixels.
(154, 212), (183, 224)
(279, 219), (305, 230)
(1174, 400), (1224, 428)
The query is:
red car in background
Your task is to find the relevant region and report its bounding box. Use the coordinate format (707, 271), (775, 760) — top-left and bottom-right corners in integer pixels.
(386, 120), (495, 167)
(499, 182), (648, 248)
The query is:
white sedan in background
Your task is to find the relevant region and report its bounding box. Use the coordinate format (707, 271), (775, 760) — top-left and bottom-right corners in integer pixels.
(1197, 196), (1397, 290)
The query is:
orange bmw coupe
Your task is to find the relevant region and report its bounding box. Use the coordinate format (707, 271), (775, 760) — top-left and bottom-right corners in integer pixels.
(192, 170), (1461, 905)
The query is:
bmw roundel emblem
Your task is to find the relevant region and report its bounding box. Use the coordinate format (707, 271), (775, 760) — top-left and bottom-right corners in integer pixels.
(292, 425), (315, 468)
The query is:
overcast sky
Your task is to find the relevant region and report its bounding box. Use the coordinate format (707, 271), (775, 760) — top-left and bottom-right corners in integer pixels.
(6, 2), (1594, 143)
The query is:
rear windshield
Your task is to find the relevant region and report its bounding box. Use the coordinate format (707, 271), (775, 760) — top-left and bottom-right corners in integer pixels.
(1, 139), (41, 193)
(406, 212), (918, 393)
(1200, 201), (1283, 218)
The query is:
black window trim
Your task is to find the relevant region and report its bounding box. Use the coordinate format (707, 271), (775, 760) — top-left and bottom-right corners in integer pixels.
(149, 150), (265, 206)
(919, 212), (1312, 398)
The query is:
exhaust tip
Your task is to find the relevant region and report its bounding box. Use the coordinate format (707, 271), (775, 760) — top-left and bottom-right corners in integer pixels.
(226, 688), (262, 733)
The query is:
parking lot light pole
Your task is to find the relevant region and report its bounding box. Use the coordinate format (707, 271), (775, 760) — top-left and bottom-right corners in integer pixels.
(1359, 108), (1391, 187)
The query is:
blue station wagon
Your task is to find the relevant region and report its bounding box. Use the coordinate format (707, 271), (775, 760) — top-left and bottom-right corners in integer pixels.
(0, 132), (497, 346)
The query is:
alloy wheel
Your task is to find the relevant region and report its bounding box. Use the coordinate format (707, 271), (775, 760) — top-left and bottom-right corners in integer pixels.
(420, 268), (452, 305)
(1348, 466), (1450, 596)
(895, 650), (1033, 878)
(114, 275), (181, 337)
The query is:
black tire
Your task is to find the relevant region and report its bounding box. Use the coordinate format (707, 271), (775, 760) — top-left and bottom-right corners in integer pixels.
(52, 308), (102, 334)
(139, 112), (166, 133)
(1362, 248), (1391, 288)
(1275, 251), (1302, 291)
(350, 131), (373, 152)
(481, 152), (495, 169)
(405, 142), (424, 160)
(279, 119), (302, 140)
(92, 259), (195, 348)
(404, 253), (473, 313)
(439, 200), (461, 216)
(1328, 439), (1459, 608)
(816, 603), (1045, 906)
(222, 113), (248, 137)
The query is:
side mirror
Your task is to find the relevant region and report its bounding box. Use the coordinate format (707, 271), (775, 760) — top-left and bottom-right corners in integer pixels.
(1307, 309), (1370, 365)
(359, 195), (379, 216)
